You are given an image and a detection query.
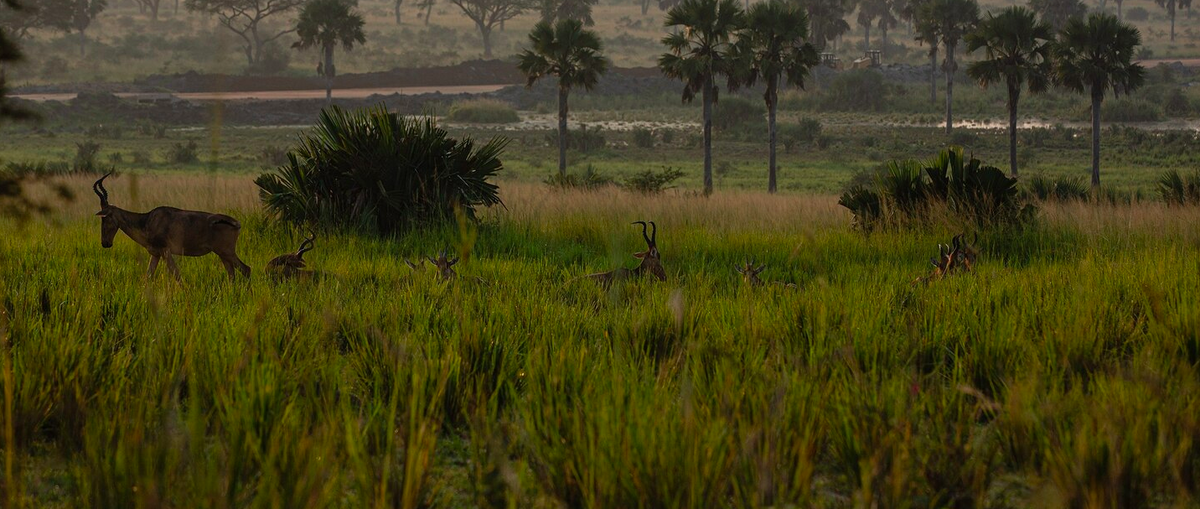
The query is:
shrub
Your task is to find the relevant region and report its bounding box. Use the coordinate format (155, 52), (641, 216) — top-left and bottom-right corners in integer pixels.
(1156, 169), (1200, 205)
(949, 130), (978, 147)
(248, 41), (291, 75)
(1101, 98), (1162, 122)
(1163, 88), (1192, 117)
(1126, 6), (1149, 21)
(631, 128), (655, 148)
(259, 145), (290, 167)
(166, 141), (199, 164)
(623, 167), (684, 194)
(779, 118), (822, 153)
(838, 146), (1035, 231)
(822, 70), (889, 111)
(131, 151), (151, 165)
(554, 125), (606, 153)
(544, 165), (614, 190)
(255, 105), (505, 233)
(4, 160), (75, 176)
(74, 141), (105, 174)
(713, 96), (765, 131)
(447, 99), (520, 124)
(1025, 174), (1089, 202)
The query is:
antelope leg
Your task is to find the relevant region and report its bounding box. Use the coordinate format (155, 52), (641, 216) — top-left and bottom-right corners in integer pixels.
(163, 254), (182, 283)
(220, 259), (237, 280)
(146, 255), (161, 278)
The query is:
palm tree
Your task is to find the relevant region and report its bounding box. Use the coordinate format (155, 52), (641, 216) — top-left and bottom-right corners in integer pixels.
(911, 0), (939, 103)
(918, 0), (978, 133)
(517, 19), (609, 177)
(1027, 0), (1086, 30)
(1153, 0), (1190, 41)
(293, 0), (366, 104)
(659, 0), (744, 195)
(731, 0), (819, 193)
(965, 6), (1053, 177)
(1054, 13), (1144, 188)
(799, 0), (852, 51)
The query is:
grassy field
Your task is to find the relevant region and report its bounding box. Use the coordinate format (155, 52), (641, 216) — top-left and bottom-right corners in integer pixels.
(3, 173), (1200, 507)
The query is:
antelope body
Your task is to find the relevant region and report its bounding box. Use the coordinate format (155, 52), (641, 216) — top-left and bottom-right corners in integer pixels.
(93, 172), (250, 281)
(913, 233), (978, 284)
(735, 260), (797, 289)
(266, 232), (316, 280)
(581, 221), (666, 287)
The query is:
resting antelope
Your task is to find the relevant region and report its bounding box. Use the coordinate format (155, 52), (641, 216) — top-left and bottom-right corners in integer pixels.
(735, 260), (797, 289)
(419, 250), (490, 285)
(266, 231), (316, 280)
(912, 233), (976, 284)
(93, 172), (250, 281)
(580, 221), (666, 287)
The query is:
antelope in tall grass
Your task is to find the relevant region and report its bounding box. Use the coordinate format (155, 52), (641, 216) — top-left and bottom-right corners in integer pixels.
(912, 233), (977, 284)
(580, 221), (666, 287)
(427, 250), (459, 281)
(93, 172), (250, 281)
(266, 231), (316, 280)
(735, 259), (797, 289)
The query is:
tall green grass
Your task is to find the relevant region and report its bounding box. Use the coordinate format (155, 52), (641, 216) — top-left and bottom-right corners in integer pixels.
(3, 176), (1200, 506)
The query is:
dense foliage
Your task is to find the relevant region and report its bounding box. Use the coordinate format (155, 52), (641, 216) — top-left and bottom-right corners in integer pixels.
(255, 105), (505, 233)
(1157, 169), (1200, 205)
(839, 146), (1034, 230)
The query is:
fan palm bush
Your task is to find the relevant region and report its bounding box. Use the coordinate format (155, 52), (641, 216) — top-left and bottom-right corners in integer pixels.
(255, 105), (505, 234)
(838, 146), (1035, 230)
(1156, 169), (1200, 205)
(1025, 174), (1089, 202)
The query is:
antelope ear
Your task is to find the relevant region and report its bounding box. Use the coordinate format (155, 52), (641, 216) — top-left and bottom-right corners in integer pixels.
(633, 251), (646, 259)
(448, 258), (458, 266)
(930, 258), (939, 268)
(735, 265), (744, 274)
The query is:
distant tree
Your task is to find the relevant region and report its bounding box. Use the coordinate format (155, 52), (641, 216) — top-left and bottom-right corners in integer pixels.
(1054, 13), (1144, 187)
(798, 0), (851, 50)
(133, 0), (161, 20)
(877, 0), (898, 54)
(965, 6), (1053, 177)
(730, 0), (818, 193)
(917, 0), (977, 133)
(517, 19), (608, 176)
(450, 0), (534, 58)
(293, 0), (364, 103)
(1027, 0), (1085, 30)
(1113, 0), (1123, 19)
(0, 0), (50, 39)
(41, 0), (106, 56)
(1, 0), (31, 121)
(186, 0), (304, 66)
(641, 0), (650, 14)
(539, 0), (596, 24)
(659, 0), (744, 195)
(417, 0), (434, 23)
(393, 0), (402, 23)
(1154, 0), (1190, 41)
(857, 0), (892, 50)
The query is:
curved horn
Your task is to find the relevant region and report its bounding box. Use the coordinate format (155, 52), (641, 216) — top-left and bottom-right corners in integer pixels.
(93, 171), (114, 206)
(649, 221), (657, 244)
(972, 232), (979, 247)
(632, 221), (650, 246)
(296, 231), (316, 257)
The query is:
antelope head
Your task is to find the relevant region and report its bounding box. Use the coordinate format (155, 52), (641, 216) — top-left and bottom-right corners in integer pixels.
(952, 233), (979, 273)
(632, 220), (666, 281)
(93, 171), (118, 248)
(428, 250), (459, 280)
(735, 259), (767, 286)
(266, 231), (315, 279)
(405, 258), (427, 272)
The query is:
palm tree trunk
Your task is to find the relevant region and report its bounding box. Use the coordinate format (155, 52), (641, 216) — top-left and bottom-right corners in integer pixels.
(768, 83), (778, 194)
(324, 44), (334, 104)
(425, 1), (432, 24)
(558, 87), (568, 177)
(929, 46), (938, 104)
(864, 24), (870, 50)
(702, 76), (713, 195)
(1008, 86), (1019, 177)
(1170, 4), (1175, 40)
(1117, 0), (1122, 19)
(944, 42), (954, 134)
(1091, 92), (1101, 188)
(79, 30), (87, 57)
(394, 0), (402, 24)
(881, 25), (888, 57)
(479, 23), (493, 58)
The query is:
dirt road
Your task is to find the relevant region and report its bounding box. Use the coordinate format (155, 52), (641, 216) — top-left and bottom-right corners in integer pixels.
(13, 84), (509, 102)
(1136, 58), (1200, 68)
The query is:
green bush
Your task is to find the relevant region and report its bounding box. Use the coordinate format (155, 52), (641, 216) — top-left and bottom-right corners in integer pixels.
(1101, 98), (1162, 122)
(631, 128), (655, 148)
(255, 105), (506, 233)
(714, 96), (765, 131)
(544, 165), (614, 190)
(74, 141), (104, 173)
(838, 146), (1035, 231)
(779, 118), (822, 153)
(623, 166), (684, 194)
(1156, 169), (1200, 205)
(553, 125), (607, 153)
(1025, 174), (1089, 202)
(1125, 6), (1149, 20)
(822, 70), (889, 112)
(1164, 89), (1192, 117)
(166, 141), (199, 164)
(447, 99), (521, 124)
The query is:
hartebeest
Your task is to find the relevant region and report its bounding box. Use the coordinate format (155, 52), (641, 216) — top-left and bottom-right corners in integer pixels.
(266, 231), (316, 280)
(427, 250), (459, 281)
(912, 233), (976, 284)
(93, 172), (250, 281)
(735, 259), (797, 289)
(579, 221), (666, 287)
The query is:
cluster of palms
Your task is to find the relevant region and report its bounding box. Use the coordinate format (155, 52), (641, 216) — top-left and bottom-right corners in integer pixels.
(520, 0), (820, 195)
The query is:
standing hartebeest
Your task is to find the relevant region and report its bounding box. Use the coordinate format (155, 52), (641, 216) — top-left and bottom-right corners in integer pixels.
(93, 172), (250, 281)
(912, 233), (977, 285)
(266, 231), (316, 280)
(579, 221), (667, 287)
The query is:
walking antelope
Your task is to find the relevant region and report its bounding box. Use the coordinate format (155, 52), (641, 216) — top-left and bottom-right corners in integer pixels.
(912, 233), (976, 284)
(580, 221), (666, 287)
(735, 259), (797, 289)
(93, 172), (250, 281)
(266, 231), (316, 280)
